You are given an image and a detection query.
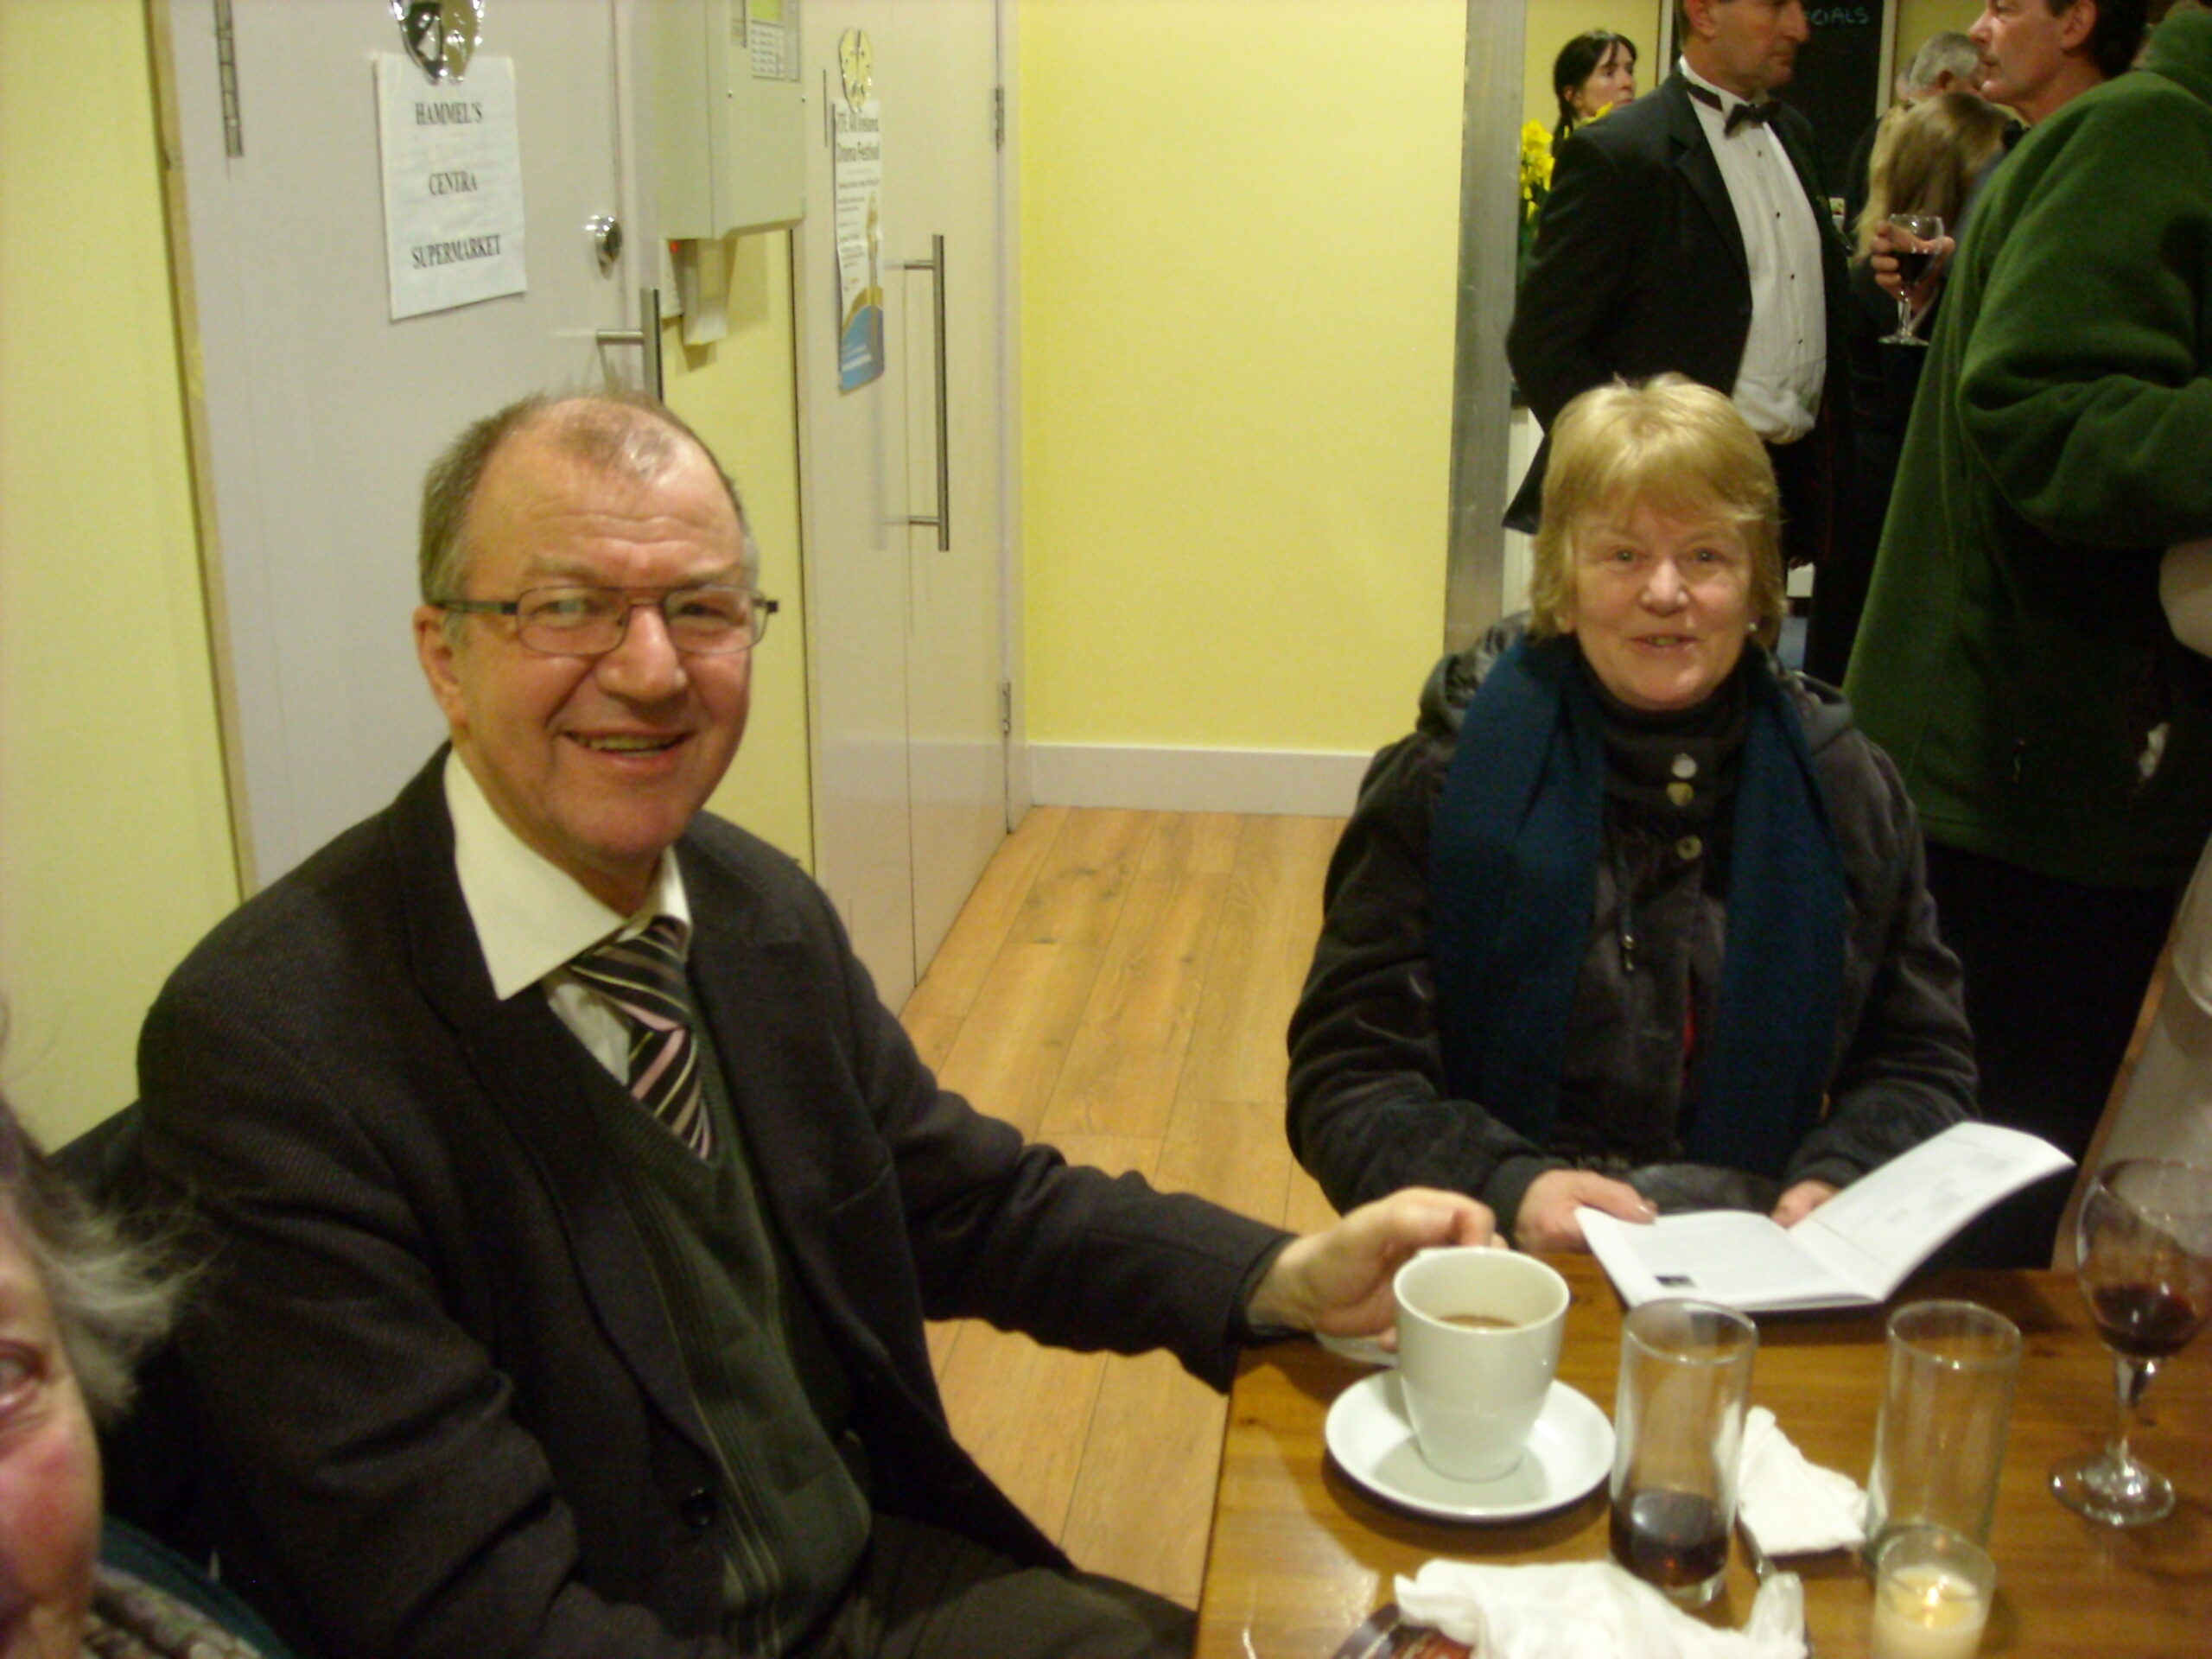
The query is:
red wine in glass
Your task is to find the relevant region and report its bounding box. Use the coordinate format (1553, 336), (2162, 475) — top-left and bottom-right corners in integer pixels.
(2052, 1160), (2212, 1525)
(1610, 1489), (1729, 1592)
(1881, 213), (1944, 346)
(2090, 1281), (2205, 1361)
(1892, 246), (1936, 288)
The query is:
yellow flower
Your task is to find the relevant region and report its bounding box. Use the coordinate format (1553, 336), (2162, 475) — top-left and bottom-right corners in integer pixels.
(1518, 121), (1554, 220)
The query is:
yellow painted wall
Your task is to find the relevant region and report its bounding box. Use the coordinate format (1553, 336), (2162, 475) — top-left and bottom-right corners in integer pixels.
(0, 0), (239, 1146)
(1898, 0), (1986, 54)
(0, 5), (812, 1146)
(1523, 2), (1669, 132)
(662, 238), (816, 871)
(1020, 0), (1468, 754)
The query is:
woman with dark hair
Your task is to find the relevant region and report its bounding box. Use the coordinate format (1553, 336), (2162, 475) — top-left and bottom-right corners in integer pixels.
(0, 1073), (285, 1657)
(1553, 29), (1638, 146)
(1288, 378), (1973, 1253)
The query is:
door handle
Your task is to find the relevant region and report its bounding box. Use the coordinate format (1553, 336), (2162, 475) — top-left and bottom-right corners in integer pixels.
(595, 286), (664, 404)
(900, 235), (950, 550)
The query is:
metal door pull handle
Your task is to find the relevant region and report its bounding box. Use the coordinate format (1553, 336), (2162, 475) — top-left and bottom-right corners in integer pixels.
(899, 234), (950, 550)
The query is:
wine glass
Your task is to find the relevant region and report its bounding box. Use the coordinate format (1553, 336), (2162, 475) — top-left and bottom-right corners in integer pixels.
(2050, 1160), (2212, 1526)
(1880, 213), (1945, 346)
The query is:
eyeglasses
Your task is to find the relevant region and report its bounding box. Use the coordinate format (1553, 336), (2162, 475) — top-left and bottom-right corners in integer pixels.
(438, 585), (778, 658)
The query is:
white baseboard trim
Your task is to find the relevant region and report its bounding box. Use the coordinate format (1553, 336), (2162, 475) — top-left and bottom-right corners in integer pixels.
(1027, 742), (1371, 817)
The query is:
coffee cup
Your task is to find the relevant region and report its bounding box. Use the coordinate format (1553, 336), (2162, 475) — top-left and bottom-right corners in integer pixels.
(1393, 1248), (1569, 1481)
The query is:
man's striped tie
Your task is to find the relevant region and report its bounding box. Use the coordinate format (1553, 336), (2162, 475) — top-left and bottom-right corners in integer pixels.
(569, 916), (712, 1158)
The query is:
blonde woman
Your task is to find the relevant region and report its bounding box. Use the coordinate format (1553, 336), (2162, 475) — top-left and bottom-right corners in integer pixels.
(1289, 378), (1973, 1253)
(1853, 92), (2012, 269)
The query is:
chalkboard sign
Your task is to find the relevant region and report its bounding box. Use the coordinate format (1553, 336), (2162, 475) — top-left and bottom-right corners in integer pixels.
(1777, 3), (1889, 207)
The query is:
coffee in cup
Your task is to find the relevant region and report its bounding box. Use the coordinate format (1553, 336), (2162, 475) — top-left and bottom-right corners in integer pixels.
(1393, 1248), (1569, 1481)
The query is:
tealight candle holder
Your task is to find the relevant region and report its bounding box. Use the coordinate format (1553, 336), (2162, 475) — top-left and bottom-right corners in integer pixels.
(1871, 1525), (1995, 1659)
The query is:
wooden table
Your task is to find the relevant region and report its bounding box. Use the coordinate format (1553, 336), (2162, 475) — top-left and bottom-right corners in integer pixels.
(1196, 1255), (2212, 1656)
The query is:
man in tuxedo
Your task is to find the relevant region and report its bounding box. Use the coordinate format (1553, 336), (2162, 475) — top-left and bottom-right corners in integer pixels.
(130, 392), (1494, 1659)
(1507, 0), (1853, 670)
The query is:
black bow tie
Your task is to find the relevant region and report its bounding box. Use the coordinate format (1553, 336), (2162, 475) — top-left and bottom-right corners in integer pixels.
(1726, 100), (1779, 136)
(1687, 82), (1777, 136)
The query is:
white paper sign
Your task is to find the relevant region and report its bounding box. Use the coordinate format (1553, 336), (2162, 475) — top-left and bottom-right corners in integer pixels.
(831, 90), (883, 390)
(375, 54), (526, 321)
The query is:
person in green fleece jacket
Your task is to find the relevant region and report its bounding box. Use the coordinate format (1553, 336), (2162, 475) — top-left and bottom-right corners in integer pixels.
(1846, 2), (2212, 1267)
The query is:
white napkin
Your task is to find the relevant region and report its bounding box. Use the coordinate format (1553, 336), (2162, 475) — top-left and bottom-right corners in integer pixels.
(1736, 1405), (1866, 1557)
(1395, 1560), (1805, 1659)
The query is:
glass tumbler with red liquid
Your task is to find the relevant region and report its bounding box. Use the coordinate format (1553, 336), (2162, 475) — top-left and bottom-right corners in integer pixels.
(1608, 1299), (1758, 1607)
(2050, 1159), (2212, 1526)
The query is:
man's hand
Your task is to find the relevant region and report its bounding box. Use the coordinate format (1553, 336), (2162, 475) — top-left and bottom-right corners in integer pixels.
(1869, 219), (1956, 305)
(1515, 1168), (1655, 1254)
(1246, 1189), (1496, 1338)
(1771, 1179), (1840, 1228)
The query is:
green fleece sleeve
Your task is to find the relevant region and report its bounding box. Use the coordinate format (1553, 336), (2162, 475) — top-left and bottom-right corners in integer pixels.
(1955, 87), (2212, 549)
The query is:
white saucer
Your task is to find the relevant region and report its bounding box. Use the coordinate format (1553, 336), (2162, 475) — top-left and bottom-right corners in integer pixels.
(1325, 1372), (1615, 1522)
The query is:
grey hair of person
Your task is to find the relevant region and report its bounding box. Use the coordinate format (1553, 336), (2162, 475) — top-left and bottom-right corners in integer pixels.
(1905, 31), (1980, 93)
(1526, 374), (1786, 651)
(0, 1077), (179, 1427)
(417, 391), (761, 619)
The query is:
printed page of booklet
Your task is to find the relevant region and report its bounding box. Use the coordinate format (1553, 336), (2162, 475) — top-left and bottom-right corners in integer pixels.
(1580, 1122), (2075, 1312)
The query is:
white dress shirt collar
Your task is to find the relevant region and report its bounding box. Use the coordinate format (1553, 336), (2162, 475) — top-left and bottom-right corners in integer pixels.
(1679, 58), (1763, 127)
(443, 750), (692, 1000)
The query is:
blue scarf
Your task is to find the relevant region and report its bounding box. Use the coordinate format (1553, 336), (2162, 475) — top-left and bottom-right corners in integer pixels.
(1428, 638), (1846, 1177)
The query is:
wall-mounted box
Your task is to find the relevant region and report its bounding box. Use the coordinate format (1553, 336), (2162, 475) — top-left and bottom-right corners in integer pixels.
(650, 0), (804, 238)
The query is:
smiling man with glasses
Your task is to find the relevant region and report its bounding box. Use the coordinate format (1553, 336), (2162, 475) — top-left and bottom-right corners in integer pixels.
(127, 391), (1493, 1659)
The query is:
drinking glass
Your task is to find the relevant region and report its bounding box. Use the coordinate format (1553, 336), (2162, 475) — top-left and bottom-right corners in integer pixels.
(1881, 213), (1945, 346)
(2050, 1159), (2212, 1525)
(1608, 1299), (1757, 1608)
(1865, 1301), (2020, 1555)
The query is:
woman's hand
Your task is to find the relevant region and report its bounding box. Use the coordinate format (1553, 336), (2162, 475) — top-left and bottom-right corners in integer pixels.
(1515, 1169), (1656, 1253)
(1771, 1179), (1840, 1228)
(1870, 219), (1955, 306)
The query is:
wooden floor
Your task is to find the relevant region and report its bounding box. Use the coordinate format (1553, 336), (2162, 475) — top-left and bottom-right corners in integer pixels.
(897, 805), (1347, 1608)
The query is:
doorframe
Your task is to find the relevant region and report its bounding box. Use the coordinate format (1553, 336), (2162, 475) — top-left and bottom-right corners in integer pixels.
(995, 0), (1030, 830)
(147, 0), (255, 893)
(1442, 0), (1529, 655)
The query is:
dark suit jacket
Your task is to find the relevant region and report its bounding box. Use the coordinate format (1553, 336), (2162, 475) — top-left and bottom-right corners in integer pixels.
(131, 752), (1287, 1659)
(1506, 72), (1853, 558)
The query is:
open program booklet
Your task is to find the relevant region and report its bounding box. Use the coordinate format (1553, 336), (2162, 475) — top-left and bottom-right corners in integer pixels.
(1580, 1122), (2075, 1312)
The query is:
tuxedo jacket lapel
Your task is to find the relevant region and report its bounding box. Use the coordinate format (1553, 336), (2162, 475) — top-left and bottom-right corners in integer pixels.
(387, 754), (718, 1465)
(1663, 77), (1749, 277)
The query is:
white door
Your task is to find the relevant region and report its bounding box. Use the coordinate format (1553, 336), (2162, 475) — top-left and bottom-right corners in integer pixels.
(798, 0), (1009, 1005)
(165, 0), (646, 887)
